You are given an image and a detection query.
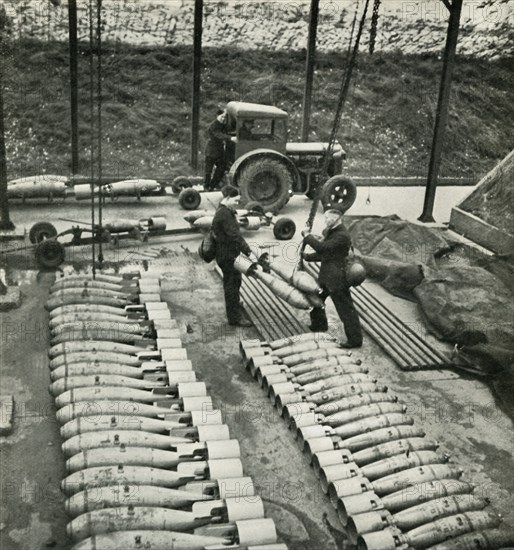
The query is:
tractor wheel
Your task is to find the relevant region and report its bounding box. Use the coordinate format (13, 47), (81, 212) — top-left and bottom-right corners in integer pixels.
(178, 188), (201, 210)
(273, 217), (296, 241)
(320, 176), (357, 213)
(171, 176), (192, 195)
(238, 157), (293, 214)
(245, 201), (265, 215)
(29, 222), (58, 244)
(35, 240), (65, 269)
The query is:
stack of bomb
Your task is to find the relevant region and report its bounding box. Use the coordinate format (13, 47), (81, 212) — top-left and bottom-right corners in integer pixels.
(233, 254), (324, 310)
(6, 176), (164, 201)
(241, 335), (513, 550)
(45, 271), (288, 550)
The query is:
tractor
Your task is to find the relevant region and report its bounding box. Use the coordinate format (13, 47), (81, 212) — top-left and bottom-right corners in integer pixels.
(175, 101), (357, 214)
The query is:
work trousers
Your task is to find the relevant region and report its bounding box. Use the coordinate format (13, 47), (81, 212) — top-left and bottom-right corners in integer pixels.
(204, 156), (226, 190)
(219, 262), (242, 324)
(312, 286), (362, 345)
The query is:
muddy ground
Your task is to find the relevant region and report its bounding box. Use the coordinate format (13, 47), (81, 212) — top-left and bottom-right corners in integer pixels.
(1, 189), (513, 549)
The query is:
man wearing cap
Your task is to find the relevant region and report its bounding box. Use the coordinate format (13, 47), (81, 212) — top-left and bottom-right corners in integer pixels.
(204, 109), (233, 191)
(301, 209), (362, 348)
(211, 185), (254, 327)
(239, 119), (256, 140)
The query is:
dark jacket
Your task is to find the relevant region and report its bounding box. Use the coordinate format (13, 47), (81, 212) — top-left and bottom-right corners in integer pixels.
(212, 204), (251, 266)
(303, 223), (352, 292)
(205, 118), (232, 159)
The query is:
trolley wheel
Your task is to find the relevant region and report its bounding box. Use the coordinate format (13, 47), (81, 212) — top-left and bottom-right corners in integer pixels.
(171, 176), (192, 195)
(35, 240), (65, 268)
(320, 176), (357, 213)
(245, 201), (266, 215)
(178, 188), (202, 210)
(273, 217), (296, 240)
(29, 222), (58, 244)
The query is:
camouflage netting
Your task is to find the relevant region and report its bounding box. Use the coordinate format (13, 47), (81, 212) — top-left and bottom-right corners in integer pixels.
(346, 215), (514, 416)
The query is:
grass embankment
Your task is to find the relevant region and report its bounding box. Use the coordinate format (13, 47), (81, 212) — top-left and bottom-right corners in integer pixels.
(4, 39), (514, 181)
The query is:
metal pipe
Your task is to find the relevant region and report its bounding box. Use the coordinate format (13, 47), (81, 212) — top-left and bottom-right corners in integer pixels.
(190, 0), (203, 169)
(351, 291), (427, 368)
(68, 0), (79, 174)
(244, 277), (292, 340)
(352, 289), (438, 366)
(247, 275), (307, 337)
(301, 0), (319, 141)
(0, 59), (14, 230)
(358, 286), (451, 366)
(419, 0), (463, 222)
(240, 282), (281, 342)
(88, 0), (96, 278)
(355, 311), (413, 369)
(96, 0), (104, 264)
(305, 262), (437, 368)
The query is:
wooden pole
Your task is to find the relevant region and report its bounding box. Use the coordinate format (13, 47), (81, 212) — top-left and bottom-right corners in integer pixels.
(68, 0), (79, 175)
(190, 0), (203, 169)
(419, 0), (463, 222)
(301, 0), (319, 142)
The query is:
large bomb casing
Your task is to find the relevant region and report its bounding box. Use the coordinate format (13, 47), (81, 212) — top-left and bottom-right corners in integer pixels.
(65, 484), (213, 517)
(67, 506), (213, 542)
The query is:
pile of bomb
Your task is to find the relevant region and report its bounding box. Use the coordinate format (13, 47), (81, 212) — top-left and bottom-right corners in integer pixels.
(7, 175), (164, 201)
(240, 334), (514, 550)
(45, 271), (288, 550)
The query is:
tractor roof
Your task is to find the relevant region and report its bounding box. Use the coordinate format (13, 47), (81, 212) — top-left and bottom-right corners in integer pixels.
(226, 101), (288, 120)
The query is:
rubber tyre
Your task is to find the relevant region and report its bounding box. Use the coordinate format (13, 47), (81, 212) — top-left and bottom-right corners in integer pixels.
(35, 240), (65, 268)
(273, 217), (296, 240)
(237, 157), (293, 214)
(320, 176), (357, 213)
(29, 222), (58, 244)
(245, 201), (265, 215)
(178, 188), (201, 210)
(171, 176), (192, 195)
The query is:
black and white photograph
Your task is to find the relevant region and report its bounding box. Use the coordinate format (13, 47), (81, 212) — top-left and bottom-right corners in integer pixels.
(0, 1), (513, 548)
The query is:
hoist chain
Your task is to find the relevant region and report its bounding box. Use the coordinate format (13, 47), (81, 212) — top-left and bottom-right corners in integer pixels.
(369, 0), (381, 54)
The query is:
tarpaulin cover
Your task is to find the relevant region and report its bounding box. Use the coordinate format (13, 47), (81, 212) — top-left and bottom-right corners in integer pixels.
(345, 216), (514, 418)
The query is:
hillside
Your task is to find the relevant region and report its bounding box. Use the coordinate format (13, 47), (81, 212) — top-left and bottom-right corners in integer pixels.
(5, 0), (514, 58)
(3, 38), (513, 182)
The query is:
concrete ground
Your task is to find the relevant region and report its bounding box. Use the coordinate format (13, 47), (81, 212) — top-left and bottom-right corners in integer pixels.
(1, 187), (513, 549)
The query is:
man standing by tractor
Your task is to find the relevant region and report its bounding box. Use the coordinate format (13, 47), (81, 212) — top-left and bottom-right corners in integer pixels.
(212, 185), (255, 327)
(204, 109), (233, 191)
(301, 209), (363, 349)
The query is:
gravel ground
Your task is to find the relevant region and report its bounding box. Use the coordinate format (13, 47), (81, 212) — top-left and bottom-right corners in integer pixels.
(1, 188), (513, 549)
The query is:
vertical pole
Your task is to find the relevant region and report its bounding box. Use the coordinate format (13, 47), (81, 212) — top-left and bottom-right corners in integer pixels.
(301, 0), (319, 142)
(88, 0), (96, 278)
(0, 80), (13, 230)
(0, 6), (13, 230)
(190, 0), (203, 169)
(68, 0), (79, 175)
(419, 0), (463, 222)
(96, 0), (103, 264)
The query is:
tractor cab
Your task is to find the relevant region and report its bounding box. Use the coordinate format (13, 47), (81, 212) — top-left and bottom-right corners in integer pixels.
(226, 102), (288, 159)
(223, 101), (354, 215)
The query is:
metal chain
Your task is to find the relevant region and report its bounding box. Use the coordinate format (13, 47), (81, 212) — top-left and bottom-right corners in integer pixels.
(369, 0), (381, 54)
(296, 0), (371, 274)
(304, 0), (371, 232)
(347, 0), (360, 58)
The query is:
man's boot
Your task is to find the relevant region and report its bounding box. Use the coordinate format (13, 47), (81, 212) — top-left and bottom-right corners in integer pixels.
(309, 307), (328, 332)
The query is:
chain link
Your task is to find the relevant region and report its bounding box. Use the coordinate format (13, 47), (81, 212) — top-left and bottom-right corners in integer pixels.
(369, 0), (381, 54)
